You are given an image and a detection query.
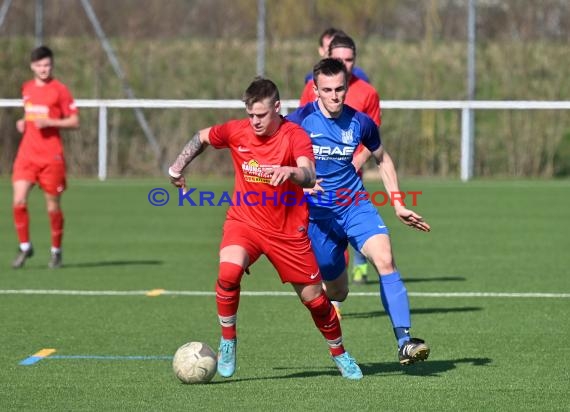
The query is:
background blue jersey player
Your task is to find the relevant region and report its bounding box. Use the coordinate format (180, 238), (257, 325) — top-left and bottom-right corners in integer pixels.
(287, 58), (431, 365)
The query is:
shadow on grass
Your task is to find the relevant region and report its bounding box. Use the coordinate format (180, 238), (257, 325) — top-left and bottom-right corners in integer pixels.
(61, 260), (163, 268)
(360, 357), (493, 377)
(211, 357), (492, 383)
(357, 276), (467, 285)
(342, 306), (482, 319)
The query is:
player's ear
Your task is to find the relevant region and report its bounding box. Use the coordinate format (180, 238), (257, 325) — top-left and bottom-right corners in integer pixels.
(274, 99), (281, 114)
(312, 83), (318, 99)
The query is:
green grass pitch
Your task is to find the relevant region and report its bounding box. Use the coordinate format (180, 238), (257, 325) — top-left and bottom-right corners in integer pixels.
(0, 177), (569, 410)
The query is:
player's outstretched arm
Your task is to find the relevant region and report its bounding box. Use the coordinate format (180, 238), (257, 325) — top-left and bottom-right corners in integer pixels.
(293, 156), (316, 188)
(372, 146), (431, 232)
(268, 156), (316, 188)
(35, 113), (79, 130)
(394, 206), (431, 232)
(168, 128), (211, 189)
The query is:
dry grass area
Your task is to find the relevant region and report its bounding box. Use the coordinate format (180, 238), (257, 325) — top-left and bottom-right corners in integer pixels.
(1, 37), (569, 177)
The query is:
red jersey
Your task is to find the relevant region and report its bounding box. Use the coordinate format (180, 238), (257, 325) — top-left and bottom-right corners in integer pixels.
(300, 75), (381, 126)
(209, 118), (314, 237)
(18, 78), (78, 161)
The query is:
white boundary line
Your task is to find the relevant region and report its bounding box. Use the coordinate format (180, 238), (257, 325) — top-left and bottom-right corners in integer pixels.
(0, 289), (568, 298)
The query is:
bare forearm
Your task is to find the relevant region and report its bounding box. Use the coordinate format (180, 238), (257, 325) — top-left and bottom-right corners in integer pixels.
(289, 166), (316, 188)
(376, 151), (401, 195)
(170, 132), (207, 175)
(40, 114), (79, 129)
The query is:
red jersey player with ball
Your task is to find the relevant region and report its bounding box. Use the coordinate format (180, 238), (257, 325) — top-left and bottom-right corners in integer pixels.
(168, 77), (362, 380)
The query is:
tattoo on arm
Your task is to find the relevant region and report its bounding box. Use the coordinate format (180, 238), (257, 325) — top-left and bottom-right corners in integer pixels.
(171, 132), (206, 174)
(298, 166), (315, 187)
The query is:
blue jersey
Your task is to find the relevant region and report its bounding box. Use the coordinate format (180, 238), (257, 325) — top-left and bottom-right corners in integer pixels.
(287, 101), (381, 219)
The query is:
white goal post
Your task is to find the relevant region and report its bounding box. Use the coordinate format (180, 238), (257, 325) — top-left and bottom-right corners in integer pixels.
(2, 99), (569, 181)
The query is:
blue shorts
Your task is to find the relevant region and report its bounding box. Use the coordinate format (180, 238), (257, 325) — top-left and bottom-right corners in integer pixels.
(308, 201), (389, 281)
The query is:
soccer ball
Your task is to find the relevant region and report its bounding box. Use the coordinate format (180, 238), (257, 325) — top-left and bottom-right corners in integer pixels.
(172, 341), (217, 384)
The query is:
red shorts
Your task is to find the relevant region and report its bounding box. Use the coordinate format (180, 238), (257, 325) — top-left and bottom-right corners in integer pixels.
(220, 219), (321, 284)
(12, 155), (67, 195)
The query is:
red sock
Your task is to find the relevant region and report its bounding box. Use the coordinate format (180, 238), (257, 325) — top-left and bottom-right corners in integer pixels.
(48, 210), (64, 249)
(216, 262), (244, 340)
(13, 205), (30, 244)
(303, 293), (345, 356)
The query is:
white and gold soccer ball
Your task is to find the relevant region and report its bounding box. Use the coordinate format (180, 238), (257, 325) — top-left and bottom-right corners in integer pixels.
(172, 341), (217, 384)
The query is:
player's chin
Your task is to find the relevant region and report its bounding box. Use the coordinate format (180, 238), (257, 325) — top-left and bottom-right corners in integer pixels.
(330, 102), (342, 110)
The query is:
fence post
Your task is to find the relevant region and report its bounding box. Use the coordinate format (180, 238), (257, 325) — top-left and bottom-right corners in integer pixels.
(461, 107), (474, 181)
(98, 106), (108, 181)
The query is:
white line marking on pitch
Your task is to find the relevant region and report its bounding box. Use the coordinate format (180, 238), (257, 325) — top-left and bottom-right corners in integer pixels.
(0, 289), (568, 298)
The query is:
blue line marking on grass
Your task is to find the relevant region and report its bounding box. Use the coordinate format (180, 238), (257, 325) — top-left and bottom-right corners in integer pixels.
(49, 355), (173, 360)
(19, 349), (57, 365)
(20, 353), (173, 365)
(19, 356), (44, 365)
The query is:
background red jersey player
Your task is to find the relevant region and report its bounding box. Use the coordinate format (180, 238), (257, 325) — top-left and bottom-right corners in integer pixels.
(299, 33), (382, 311)
(12, 45), (80, 269)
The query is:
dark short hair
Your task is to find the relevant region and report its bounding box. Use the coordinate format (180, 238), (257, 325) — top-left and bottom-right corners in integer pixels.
(242, 77), (280, 108)
(328, 34), (356, 55)
(312, 58), (347, 83)
(30, 46), (53, 62)
(318, 27), (347, 46)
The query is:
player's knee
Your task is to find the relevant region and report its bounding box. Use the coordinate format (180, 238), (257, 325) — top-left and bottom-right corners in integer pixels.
(46, 204), (61, 213)
(217, 261), (245, 290)
(337, 288), (349, 302)
(217, 279), (239, 292)
(370, 253), (396, 274)
(303, 293), (329, 315)
(327, 287), (349, 302)
(323, 279), (349, 301)
(13, 199), (27, 208)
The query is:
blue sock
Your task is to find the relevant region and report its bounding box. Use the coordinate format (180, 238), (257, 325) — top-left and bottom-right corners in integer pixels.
(379, 271), (411, 347)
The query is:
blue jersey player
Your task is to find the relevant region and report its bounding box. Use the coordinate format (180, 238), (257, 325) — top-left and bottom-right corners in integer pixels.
(287, 58), (431, 365)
